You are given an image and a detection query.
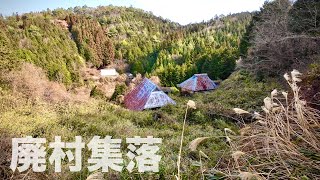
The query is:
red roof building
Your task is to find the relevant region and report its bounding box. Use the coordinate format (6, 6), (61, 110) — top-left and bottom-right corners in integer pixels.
(177, 74), (217, 92)
(124, 78), (176, 111)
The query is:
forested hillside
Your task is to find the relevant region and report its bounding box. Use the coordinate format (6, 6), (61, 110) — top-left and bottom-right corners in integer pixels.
(0, 13), (84, 85)
(0, 1), (319, 179)
(0, 6), (251, 86)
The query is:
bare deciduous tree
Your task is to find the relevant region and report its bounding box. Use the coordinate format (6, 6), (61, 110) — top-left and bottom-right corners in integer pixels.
(243, 0), (320, 77)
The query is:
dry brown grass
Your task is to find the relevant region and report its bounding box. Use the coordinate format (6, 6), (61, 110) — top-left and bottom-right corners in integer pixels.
(176, 100), (197, 180)
(0, 132), (12, 179)
(0, 131), (53, 180)
(3, 63), (70, 102)
(210, 70), (320, 179)
(149, 76), (161, 86)
(3, 63), (90, 103)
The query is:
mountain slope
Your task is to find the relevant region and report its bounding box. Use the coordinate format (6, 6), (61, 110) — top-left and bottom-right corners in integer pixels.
(0, 6), (252, 87)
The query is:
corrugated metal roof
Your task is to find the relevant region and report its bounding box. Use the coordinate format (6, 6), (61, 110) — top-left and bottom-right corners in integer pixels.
(124, 78), (176, 111)
(144, 91), (176, 109)
(178, 74), (217, 92)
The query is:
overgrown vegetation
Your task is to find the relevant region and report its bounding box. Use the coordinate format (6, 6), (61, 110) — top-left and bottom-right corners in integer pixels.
(209, 70), (320, 179)
(242, 0), (320, 78)
(0, 6), (251, 87)
(67, 14), (115, 67)
(0, 14), (85, 86)
(0, 79), (236, 179)
(1, 0), (320, 179)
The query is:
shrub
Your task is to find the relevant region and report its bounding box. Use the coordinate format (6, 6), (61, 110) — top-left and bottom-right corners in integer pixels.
(299, 63), (320, 110)
(170, 87), (180, 95)
(89, 85), (107, 100)
(4, 63), (71, 103)
(210, 70), (320, 179)
(110, 83), (127, 101)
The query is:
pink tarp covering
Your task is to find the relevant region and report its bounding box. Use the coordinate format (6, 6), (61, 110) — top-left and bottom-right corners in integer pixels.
(124, 78), (176, 111)
(177, 74), (217, 92)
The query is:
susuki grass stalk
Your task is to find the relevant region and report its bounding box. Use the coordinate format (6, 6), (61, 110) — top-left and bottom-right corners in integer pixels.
(199, 151), (204, 180)
(211, 70), (320, 179)
(176, 106), (188, 180)
(177, 100), (196, 180)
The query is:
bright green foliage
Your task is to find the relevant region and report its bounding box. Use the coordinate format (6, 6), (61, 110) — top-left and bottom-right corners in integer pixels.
(0, 14), (84, 86)
(111, 83), (127, 100)
(0, 27), (20, 71)
(145, 13), (252, 86)
(170, 87), (180, 95)
(0, 6), (252, 87)
(199, 47), (237, 80)
(62, 7), (251, 86)
(200, 70), (280, 111)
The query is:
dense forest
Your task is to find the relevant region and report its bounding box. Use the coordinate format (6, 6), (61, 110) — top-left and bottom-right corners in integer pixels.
(0, 6), (251, 86)
(0, 0), (320, 179)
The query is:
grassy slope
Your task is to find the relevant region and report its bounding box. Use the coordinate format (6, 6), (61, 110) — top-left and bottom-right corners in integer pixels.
(0, 85), (237, 179)
(0, 68), (282, 179)
(0, 5), (289, 180)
